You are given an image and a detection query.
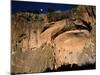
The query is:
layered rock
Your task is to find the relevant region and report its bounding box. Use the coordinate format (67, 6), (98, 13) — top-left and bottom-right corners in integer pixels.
(11, 5), (96, 73)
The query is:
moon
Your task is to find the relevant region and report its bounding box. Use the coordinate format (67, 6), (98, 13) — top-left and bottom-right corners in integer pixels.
(40, 9), (43, 12)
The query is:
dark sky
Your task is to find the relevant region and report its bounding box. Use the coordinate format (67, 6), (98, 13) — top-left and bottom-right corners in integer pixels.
(11, 0), (77, 14)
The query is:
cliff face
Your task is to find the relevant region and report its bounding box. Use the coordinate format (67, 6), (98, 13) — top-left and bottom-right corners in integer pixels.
(11, 5), (96, 73)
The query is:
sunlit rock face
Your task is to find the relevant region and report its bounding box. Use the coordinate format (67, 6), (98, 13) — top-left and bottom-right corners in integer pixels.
(53, 29), (95, 68)
(11, 5), (96, 73)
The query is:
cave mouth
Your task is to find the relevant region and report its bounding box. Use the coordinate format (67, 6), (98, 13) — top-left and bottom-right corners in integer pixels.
(44, 63), (96, 72)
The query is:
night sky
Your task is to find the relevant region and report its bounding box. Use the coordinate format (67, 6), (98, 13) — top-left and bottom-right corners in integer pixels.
(11, 0), (77, 14)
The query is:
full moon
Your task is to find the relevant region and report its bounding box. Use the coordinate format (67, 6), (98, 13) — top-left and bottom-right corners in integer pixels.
(40, 9), (43, 12)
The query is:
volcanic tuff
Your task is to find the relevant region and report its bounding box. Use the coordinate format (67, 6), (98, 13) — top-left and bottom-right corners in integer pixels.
(11, 5), (96, 73)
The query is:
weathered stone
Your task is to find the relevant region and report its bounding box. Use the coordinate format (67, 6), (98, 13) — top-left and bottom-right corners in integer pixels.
(11, 5), (96, 73)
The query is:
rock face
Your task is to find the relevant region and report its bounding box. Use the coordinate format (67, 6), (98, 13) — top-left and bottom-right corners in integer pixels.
(11, 5), (96, 73)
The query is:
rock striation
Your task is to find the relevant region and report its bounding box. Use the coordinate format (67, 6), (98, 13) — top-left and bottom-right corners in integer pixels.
(11, 5), (96, 73)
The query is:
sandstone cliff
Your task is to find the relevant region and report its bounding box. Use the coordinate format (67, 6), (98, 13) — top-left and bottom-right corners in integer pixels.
(11, 5), (96, 73)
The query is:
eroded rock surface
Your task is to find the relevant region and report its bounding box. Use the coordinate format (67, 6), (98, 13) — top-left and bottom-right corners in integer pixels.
(11, 5), (96, 73)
